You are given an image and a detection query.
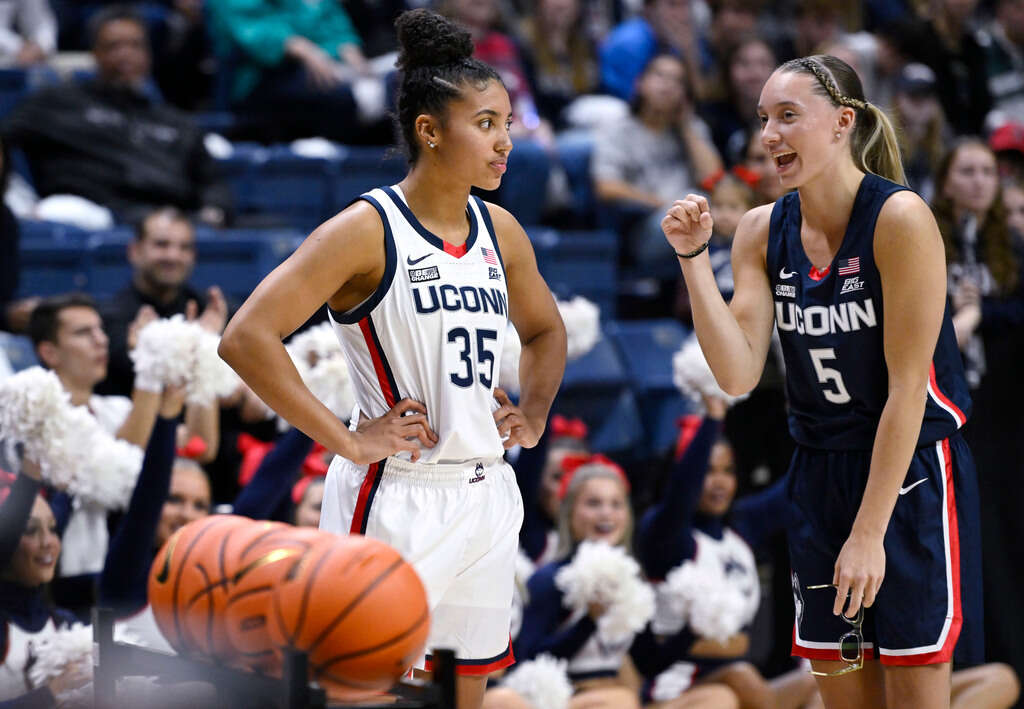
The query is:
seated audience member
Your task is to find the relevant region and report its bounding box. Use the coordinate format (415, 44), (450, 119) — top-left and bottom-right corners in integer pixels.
(891, 63), (949, 201)
(738, 128), (786, 205)
(0, 6), (231, 227)
(0, 389), (182, 704)
(977, 0), (1024, 126)
(904, 0), (991, 135)
(599, 0), (702, 102)
(698, 36), (775, 167)
(517, 0), (600, 129)
(206, 0), (378, 143)
(633, 401), (816, 709)
(26, 294), (216, 612)
(516, 458), (738, 708)
(772, 0), (844, 63)
(591, 53), (721, 272)
(0, 0), (55, 66)
(990, 122), (1024, 180)
(98, 207), (227, 398)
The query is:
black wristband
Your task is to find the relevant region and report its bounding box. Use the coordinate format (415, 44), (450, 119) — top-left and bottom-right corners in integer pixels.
(675, 241), (710, 259)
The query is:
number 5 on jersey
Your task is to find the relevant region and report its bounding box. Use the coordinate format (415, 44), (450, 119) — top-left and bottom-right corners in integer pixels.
(809, 348), (851, 404)
(448, 327), (498, 389)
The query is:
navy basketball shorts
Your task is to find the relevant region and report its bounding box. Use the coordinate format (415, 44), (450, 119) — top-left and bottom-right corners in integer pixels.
(786, 434), (982, 666)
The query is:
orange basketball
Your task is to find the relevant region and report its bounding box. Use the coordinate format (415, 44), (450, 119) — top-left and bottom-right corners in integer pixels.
(221, 525), (335, 670)
(178, 519), (288, 660)
(267, 534), (430, 701)
(148, 514), (253, 655)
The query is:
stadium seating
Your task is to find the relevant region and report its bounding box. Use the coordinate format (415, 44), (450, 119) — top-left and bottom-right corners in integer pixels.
(0, 332), (38, 371)
(528, 228), (618, 316)
(606, 319), (693, 455)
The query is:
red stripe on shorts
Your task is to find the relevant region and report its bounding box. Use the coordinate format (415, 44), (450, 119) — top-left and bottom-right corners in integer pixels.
(349, 461), (383, 535)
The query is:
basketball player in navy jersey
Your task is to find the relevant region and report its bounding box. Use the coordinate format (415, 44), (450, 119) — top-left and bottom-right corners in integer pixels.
(219, 10), (567, 709)
(661, 55), (980, 709)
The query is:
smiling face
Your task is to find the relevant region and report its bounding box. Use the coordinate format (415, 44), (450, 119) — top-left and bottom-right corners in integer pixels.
(155, 464), (211, 548)
(758, 70), (853, 190)
(569, 476), (630, 547)
(129, 211), (196, 294)
(1, 496), (60, 587)
(426, 78), (514, 191)
(697, 441), (738, 517)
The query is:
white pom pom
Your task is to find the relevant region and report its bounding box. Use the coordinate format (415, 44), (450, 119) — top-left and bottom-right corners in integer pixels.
(662, 559), (747, 643)
(555, 541), (654, 644)
(131, 316), (196, 392)
(650, 662), (697, 702)
(303, 354), (356, 420)
(288, 322), (342, 367)
(557, 297), (600, 361)
(498, 322), (521, 395)
(502, 655), (573, 709)
(0, 367), (142, 509)
(131, 316), (238, 406)
(28, 623), (93, 689)
(672, 334), (748, 413)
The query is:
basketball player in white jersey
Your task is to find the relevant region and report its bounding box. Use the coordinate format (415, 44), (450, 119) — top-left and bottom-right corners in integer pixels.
(218, 10), (568, 709)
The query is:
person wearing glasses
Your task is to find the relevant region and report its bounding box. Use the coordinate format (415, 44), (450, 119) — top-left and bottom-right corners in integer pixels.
(661, 54), (980, 708)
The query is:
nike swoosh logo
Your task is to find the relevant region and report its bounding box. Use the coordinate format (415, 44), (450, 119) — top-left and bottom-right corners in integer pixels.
(407, 254), (431, 265)
(779, 267), (797, 279)
(899, 478), (928, 495)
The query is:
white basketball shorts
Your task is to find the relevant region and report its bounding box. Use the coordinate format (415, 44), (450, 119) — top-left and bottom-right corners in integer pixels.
(320, 454), (524, 675)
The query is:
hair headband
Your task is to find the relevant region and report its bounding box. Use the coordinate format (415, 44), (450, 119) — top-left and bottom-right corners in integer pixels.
(798, 58), (868, 111)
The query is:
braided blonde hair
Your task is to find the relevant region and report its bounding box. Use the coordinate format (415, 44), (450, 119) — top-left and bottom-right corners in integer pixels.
(781, 55), (906, 185)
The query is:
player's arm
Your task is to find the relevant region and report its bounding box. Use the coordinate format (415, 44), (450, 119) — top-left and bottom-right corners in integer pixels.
(486, 202), (567, 448)
(218, 203), (435, 464)
(833, 191), (948, 618)
(663, 197), (776, 395)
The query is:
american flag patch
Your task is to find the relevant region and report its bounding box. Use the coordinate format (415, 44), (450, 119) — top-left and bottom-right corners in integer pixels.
(481, 247), (498, 265)
(837, 257), (860, 276)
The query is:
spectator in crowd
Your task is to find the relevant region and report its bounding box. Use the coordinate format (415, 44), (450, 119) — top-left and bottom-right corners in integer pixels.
(517, 458), (739, 708)
(0, 5), (232, 227)
(933, 138), (1024, 699)
(26, 293), (216, 611)
(0, 387), (181, 704)
(989, 121), (1024, 180)
(517, 415), (590, 569)
(699, 36), (776, 166)
(905, 0), (991, 135)
(634, 401), (816, 709)
(700, 0), (762, 93)
(977, 0), (1024, 126)
(599, 0), (703, 101)
(1004, 176), (1024, 237)
(517, 0), (600, 129)
(97, 207), (227, 398)
(206, 0), (379, 144)
(591, 53), (721, 274)
(0, 0), (55, 66)
(292, 474), (324, 527)
(773, 0), (844, 63)
(891, 63), (949, 200)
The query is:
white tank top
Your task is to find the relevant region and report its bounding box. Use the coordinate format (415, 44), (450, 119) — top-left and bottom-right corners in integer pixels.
(329, 186), (509, 464)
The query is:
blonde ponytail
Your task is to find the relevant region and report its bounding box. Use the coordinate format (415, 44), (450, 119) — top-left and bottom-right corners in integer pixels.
(856, 102), (907, 186)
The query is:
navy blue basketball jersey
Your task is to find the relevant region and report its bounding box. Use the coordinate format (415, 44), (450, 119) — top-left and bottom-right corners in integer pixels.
(765, 173), (971, 450)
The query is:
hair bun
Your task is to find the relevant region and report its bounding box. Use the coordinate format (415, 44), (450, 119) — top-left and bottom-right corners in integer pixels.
(395, 9), (474, 72)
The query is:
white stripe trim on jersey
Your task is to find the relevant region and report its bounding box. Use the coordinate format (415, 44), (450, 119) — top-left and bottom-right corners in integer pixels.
(927, 378), (965, 429)
(878, 440), (954, 657)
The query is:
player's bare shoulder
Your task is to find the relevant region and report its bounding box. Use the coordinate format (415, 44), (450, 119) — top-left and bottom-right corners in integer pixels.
(732, 202), (775, 263)
(308, 198), (388, 277)
(477, 199), (532, 265)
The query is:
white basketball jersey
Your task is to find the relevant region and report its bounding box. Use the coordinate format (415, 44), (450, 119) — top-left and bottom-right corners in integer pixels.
(329, 186), (509, 464)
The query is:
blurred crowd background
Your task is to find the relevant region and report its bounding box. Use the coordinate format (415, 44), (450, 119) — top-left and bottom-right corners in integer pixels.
(0, 0), (1022, 705)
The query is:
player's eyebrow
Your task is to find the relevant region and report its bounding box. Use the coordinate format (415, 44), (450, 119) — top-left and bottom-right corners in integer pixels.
(757, 100), (800, 111)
